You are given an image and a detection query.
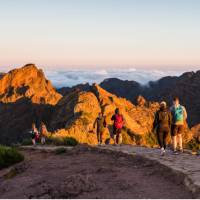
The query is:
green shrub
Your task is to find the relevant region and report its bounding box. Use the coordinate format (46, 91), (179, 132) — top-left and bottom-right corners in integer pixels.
(21, 138), (33, 146)
(144, 132), (158, 147)
(187, 138), (200, 152)
(63, 137), (78, 146)
(124, 127), (142, 145)
(46, 137), (78, 146)
(0, 145), (24, 169)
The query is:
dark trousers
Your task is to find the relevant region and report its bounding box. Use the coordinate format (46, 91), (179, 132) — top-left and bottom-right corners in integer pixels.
(157, 127), (169, 149)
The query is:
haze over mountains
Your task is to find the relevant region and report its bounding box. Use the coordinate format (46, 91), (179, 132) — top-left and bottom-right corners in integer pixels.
(0, 64), (199, 146)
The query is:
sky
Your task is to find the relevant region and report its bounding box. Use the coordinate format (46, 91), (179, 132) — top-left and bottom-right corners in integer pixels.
(0, 0), (200, 70)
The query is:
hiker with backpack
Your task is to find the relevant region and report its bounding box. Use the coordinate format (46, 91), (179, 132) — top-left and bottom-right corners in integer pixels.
(39, 122), (48, 145)
(153, 101), (172, 155)
(170, 97), (187, 154)
(93, 112), (107, 145)
(31, 123), (39, 145)
(111, 108), (124, 145)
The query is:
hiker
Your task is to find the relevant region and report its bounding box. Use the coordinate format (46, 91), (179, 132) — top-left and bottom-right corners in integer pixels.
(39, 122), (48, 145)
(111, 108), (124, 145)
(93, 112), (107, 145)
(31, 123), (39, 145)
(153, 101), (172, 155)
(170, 97), (187, 154)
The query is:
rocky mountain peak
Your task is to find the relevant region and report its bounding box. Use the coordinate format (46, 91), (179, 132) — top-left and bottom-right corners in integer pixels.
(0, 64), (62, 105)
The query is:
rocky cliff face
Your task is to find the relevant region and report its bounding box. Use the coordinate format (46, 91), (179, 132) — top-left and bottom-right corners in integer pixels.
(0, 64), (62, 105)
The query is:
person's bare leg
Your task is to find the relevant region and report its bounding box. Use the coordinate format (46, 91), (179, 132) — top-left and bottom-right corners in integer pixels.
(118, 133), (122, 145)
(113, 135), (117, 145)
(177, 134), (183, 152)
(32, 139), (35, 145)
(172, 136), (177, 151)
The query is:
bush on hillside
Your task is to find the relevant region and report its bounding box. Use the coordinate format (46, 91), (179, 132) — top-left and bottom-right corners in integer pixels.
(186, 138), (200, 152)
(123, 127), (143, 145)
(0, 145), (24, 169)
(46, 137), (78, 146)
(144, 132), (158, 148)
(21, 138), (33, 146)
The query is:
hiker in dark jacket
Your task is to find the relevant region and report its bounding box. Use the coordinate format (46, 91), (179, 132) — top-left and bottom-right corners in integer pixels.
(153, 101), (172, 155)
(93, 112), (107, 145)
(111, 108), (124, 145)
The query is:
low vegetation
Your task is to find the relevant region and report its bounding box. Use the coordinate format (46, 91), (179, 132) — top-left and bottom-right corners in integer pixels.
(144, 132), (158, 148)
(46, 137), (78, 146)
(21, 138), (33, 146)
(186, 138), (200, 152)
(0, 145), (24, 169)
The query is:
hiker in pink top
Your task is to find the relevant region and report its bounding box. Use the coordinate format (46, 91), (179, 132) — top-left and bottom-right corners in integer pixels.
(111, 108), (124, 145)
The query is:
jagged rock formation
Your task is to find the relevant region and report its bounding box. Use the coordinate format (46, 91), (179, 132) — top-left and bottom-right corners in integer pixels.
(0, 64), (62, 105)
(136, 95), (146, 106)
(50, 83), (162, 145)
(191, 124), (200, 142)
(0, 73), (6, 80)
(50, 90), (101, 144)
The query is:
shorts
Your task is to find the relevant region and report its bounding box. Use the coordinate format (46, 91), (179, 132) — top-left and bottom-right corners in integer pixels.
(171, 125), (184, 136)
(113, 126), (122, 135)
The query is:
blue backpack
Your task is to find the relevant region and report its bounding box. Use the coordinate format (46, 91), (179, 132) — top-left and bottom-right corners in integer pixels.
(172, 105), (184, 122)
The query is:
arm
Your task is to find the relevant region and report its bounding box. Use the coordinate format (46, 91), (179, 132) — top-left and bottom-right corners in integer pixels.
(122, 115), (126, 126)
(168, 112), (172, 128)
(182, 106), (187, 120)
(93, 118), (97, 129)
(103, 117), (107, 127)
(153, 111), (158, 130)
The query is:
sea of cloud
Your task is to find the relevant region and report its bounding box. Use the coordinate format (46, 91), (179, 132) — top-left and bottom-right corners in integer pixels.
(43, 68), (185, 88)
(0, 66), (187, 88)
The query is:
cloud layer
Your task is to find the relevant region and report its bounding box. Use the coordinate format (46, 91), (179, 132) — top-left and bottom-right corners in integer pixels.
(43, 68), (185, 88)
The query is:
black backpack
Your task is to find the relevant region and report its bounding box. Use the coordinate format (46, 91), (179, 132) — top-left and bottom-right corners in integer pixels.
(158, 110), (169, 126)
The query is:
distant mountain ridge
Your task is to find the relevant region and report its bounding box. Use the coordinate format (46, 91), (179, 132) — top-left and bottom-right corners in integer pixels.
(100, 71), (200, 127)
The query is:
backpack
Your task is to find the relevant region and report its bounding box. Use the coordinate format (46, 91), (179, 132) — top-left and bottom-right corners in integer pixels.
(158, 111), (169, 126)
(172, 105), (184, 122)
(114, 114), (123, 129)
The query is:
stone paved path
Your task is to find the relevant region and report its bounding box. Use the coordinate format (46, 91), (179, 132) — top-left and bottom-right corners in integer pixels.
(96, 145), (200, 197)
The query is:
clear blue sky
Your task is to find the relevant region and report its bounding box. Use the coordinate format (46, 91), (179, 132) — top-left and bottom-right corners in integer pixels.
(0, 0), (200, 69)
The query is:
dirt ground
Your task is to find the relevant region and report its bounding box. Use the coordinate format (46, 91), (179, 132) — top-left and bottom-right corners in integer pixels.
(0, 146), (193, 199)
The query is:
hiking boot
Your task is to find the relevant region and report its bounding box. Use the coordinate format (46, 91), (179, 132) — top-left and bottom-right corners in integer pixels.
(161, 147), (165, 156)
(173, 150), (178, 155)
(179, 148), (184, 153)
